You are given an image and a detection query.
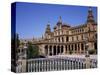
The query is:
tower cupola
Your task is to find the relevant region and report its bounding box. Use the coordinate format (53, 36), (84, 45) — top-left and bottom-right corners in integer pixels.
(87, 7), (95, 24)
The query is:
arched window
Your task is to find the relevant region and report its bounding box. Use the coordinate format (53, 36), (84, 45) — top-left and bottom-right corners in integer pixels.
(81, 43), (84, 50)
(61, 46), (63, 53)
(58, 37), (60, 42)
(62, 37), (64, 42)
(66, 36), (69, 42)
(66, 45), (67, 51)
(72, 36), (74, 41)
(49, 46), (52, 55)
(45, 45), (48, 55)
(72, 45), (73, 50)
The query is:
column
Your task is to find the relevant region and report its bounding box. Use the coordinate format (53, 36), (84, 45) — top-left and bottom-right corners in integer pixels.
(70, 44), (72, 54)
(59, 45), (61, 55)
(80, 43), (82, 54)
(60, 37), (62, 43)
(84, 43), (85, 54)
(67, 45), (69, 54)
(64, 36), (66, 43)
(63, 45), (66, 54)
(52, 45), (53, 56)
(48, 45), (49, 56)
(73, 44), (75, 54)
(77, 43), (78, 54)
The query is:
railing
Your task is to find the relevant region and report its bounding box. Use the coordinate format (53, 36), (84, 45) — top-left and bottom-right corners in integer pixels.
(26, 57), (97, 72)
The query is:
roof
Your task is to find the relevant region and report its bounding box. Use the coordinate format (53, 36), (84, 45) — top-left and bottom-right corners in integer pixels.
(62, 23), (70, 27)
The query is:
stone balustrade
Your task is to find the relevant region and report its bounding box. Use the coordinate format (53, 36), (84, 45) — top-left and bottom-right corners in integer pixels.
(23, 57), (97, 72)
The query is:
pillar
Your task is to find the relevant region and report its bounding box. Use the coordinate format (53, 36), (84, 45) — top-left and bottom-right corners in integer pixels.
(64, 36), (66, 43)
(84, 43), (86, 54)
(48, 45), (49, 56)
(73, 44), (75, 54)
(52, 45), (53, 56)
(77, 43), (79, 54)
(80, 43), (82, 54)
(67, 45), (69, 54)
(59, 45), (61, 55)
(63, 45), (66, 54)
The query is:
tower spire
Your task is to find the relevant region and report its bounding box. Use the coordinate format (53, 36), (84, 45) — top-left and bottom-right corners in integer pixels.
(57, 16), (62, 25)
(87, 7), (95, 23)
(45, 21), (51, 33)
(59, 16), (62, 23)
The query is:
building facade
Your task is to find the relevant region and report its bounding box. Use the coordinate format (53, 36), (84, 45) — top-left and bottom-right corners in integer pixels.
(33, 7), (97, 56)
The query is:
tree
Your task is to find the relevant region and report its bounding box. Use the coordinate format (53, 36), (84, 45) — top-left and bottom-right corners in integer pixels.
(88, 49), (96, 55)
(69, 49), (73, 54)
(27, 42), (39, 59)
(16, 33), (20, 48)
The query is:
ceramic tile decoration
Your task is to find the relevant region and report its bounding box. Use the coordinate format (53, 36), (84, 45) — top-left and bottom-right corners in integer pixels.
(11, 2), (97, 73)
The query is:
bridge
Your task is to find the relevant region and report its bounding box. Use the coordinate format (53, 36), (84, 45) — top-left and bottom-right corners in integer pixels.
(16, 55), (97, 73)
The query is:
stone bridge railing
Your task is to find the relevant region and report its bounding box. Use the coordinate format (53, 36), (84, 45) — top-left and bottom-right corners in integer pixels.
(26, 57), (97, 72)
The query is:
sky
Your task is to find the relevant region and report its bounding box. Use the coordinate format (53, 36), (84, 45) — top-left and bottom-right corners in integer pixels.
(15, 2), (97, 39)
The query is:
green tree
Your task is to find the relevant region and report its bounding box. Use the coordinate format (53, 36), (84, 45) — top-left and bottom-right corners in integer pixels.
(16, 33), (20, 48)
(69, 49), (73, 54)
(88, 49), (96, 55)
(27, 42), (39, 59)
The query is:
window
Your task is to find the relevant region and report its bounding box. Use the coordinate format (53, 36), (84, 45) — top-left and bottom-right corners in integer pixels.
(66, 36), (69, 42)
(72, 45), (73, 50)
(58, 37), (60, 42)
(81, 43), (84, 50)
(72, 36), (74, 41)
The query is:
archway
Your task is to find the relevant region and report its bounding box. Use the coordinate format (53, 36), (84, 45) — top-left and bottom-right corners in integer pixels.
(61, 46), (63, 53)
(53, 46), (56, 55)
(45, 45), (48, 55)
(49, 46), (52, 56)
(57, 46), (60, 54)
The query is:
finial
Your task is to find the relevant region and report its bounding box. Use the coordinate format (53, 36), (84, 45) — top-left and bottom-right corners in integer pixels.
(47, 21), (50, 26)
(59, 16), (62, 22)
(89, 7), (92, 11)
(48, 21), (50, 24)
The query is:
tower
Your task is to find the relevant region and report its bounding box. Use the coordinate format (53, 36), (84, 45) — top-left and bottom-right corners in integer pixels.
(87, 7), (95, 24)
(56, 16), (62, 30)
(45, 21), (51, 34)
(57, 16), (62, 26)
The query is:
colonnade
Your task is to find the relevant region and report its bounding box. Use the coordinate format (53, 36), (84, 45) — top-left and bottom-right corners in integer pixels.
(45, 43), (86, 56)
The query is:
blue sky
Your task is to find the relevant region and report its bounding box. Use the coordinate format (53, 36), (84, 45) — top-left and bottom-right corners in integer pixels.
(15, 2), (97, 39)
